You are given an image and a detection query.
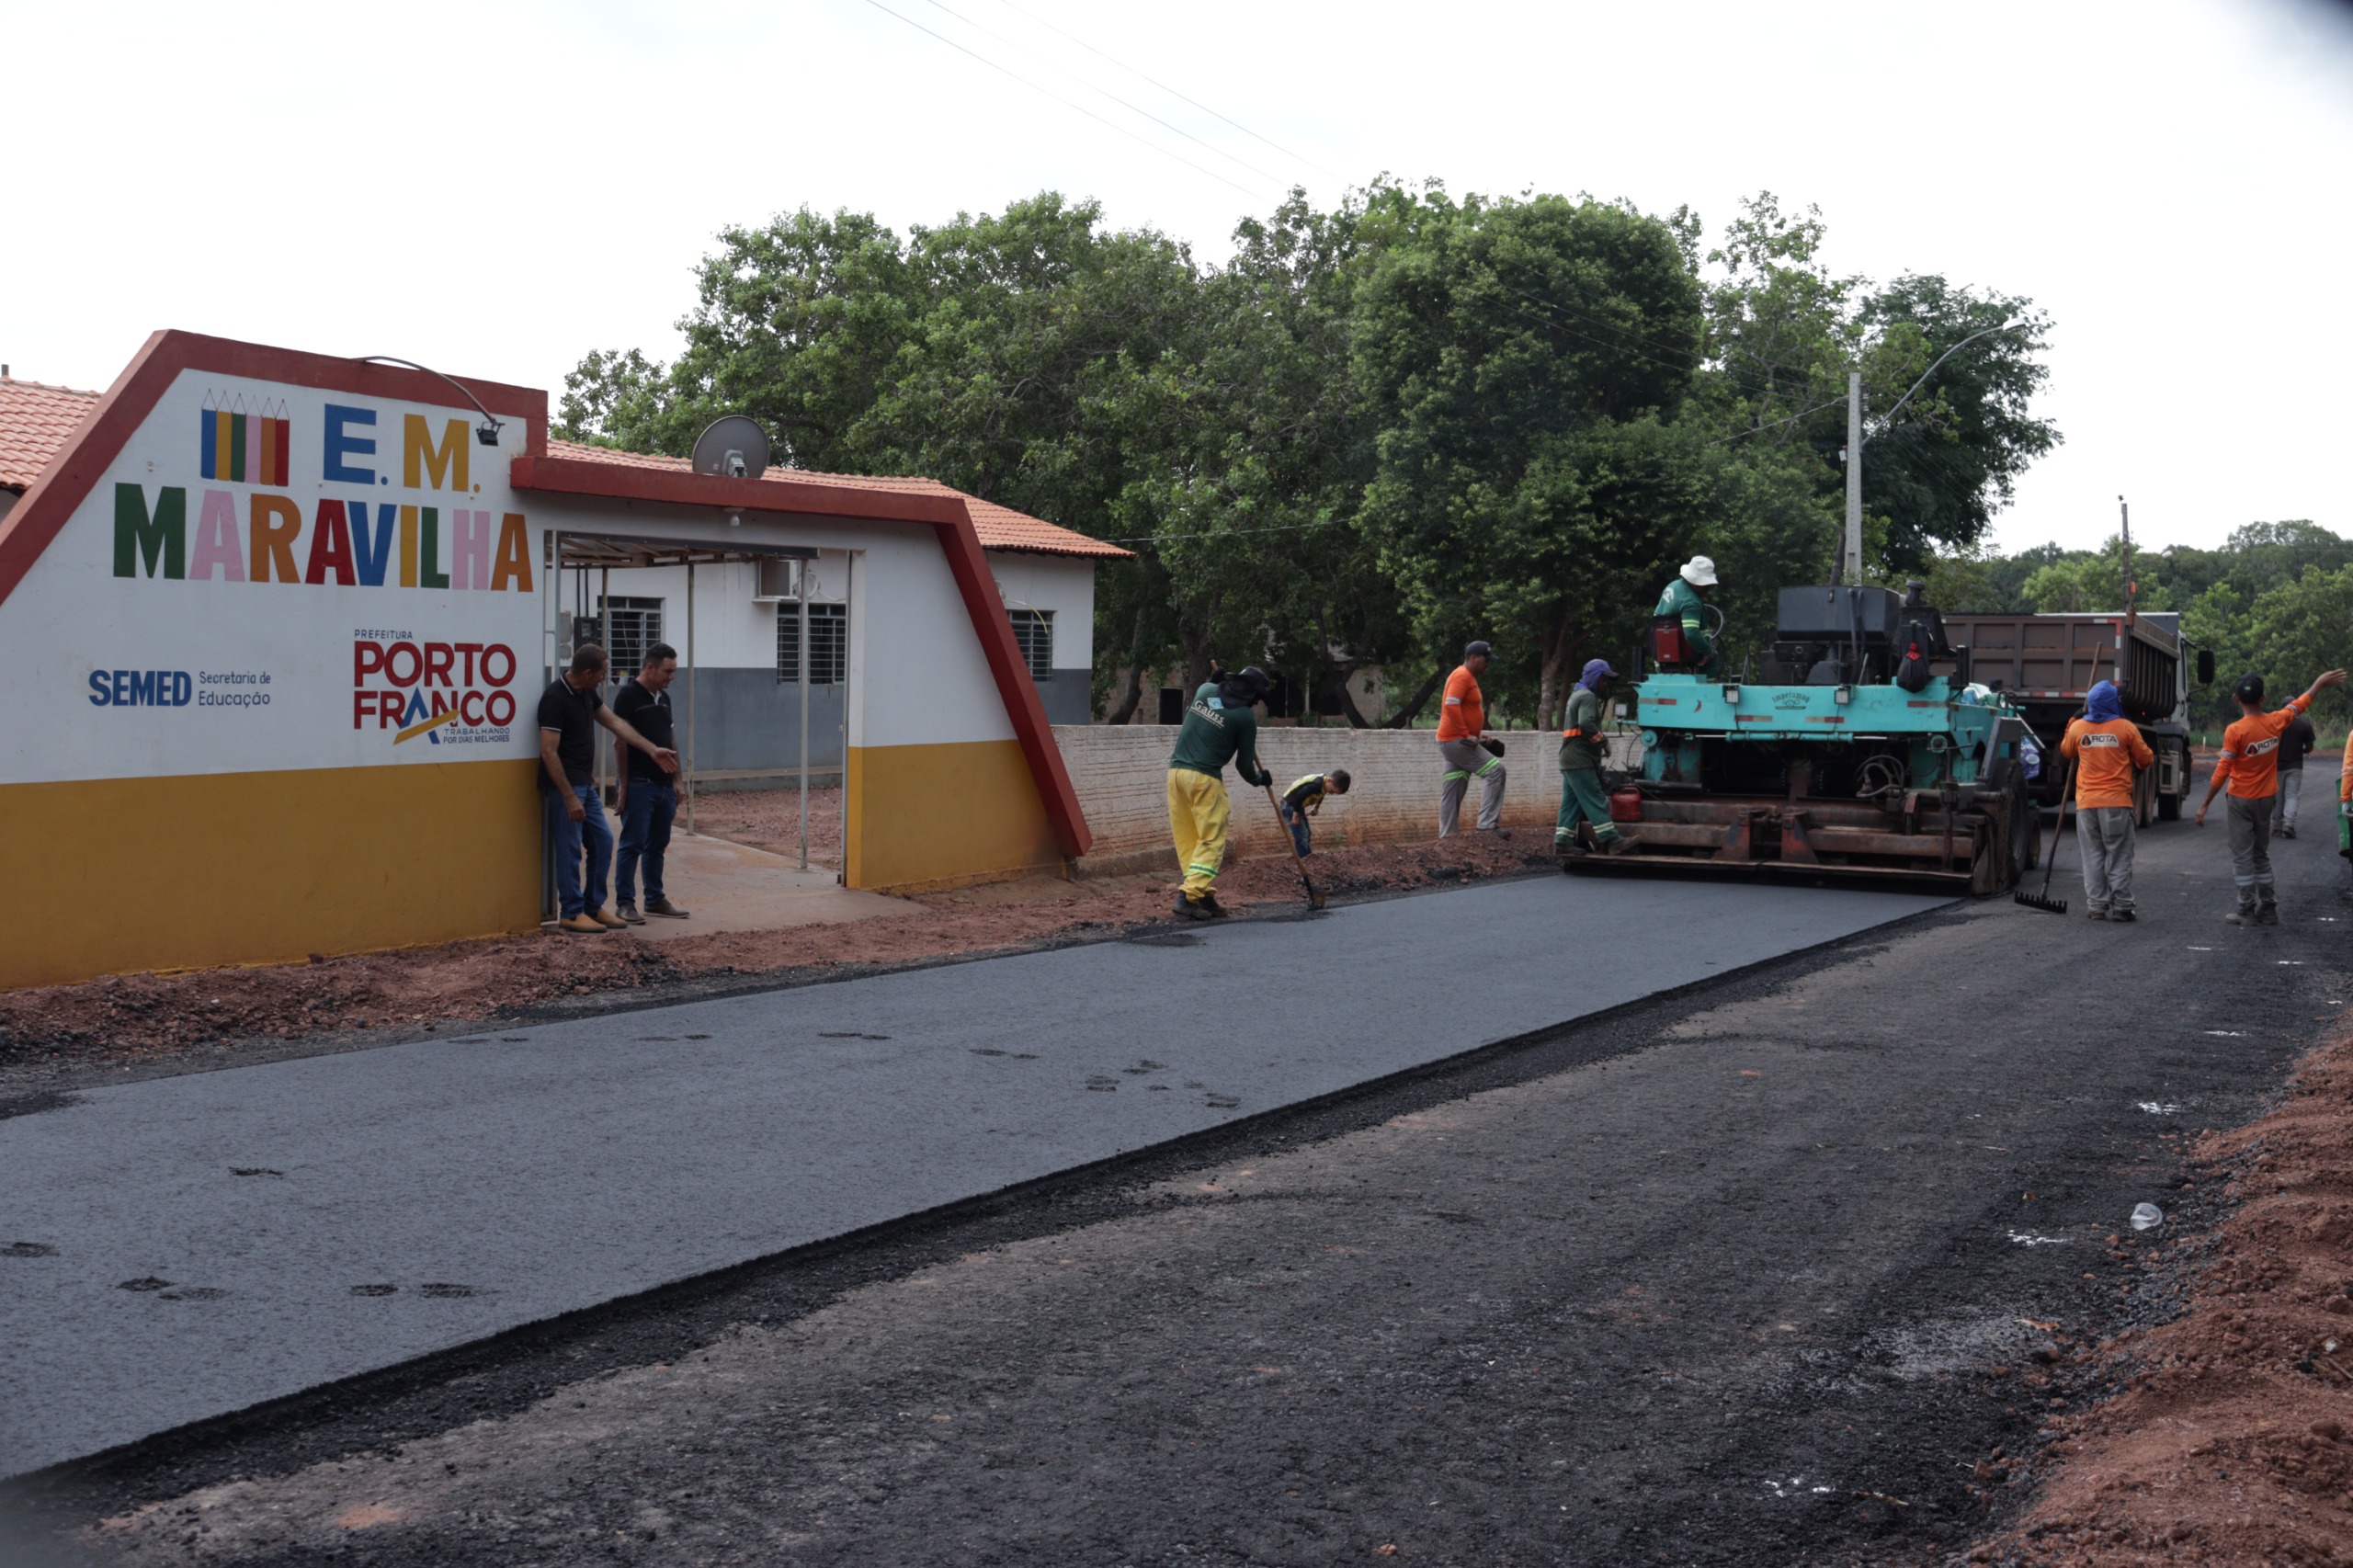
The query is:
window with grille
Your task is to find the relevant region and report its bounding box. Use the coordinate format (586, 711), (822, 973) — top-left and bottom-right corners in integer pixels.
(777, 601), (847, 685)
(584, 597), (663, 676)
(1008, 608), (1053, 679)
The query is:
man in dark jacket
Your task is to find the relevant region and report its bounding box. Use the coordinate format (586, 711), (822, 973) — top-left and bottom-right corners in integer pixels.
(2277, 709), (2317, 838)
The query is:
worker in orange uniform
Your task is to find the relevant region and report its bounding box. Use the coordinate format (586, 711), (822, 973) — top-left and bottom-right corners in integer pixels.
(1438, 640), (1506, 837)
(2195, 667), (2347, 925)
(2339, 727), (2353, 861)
(2059, 680), (2154, 922)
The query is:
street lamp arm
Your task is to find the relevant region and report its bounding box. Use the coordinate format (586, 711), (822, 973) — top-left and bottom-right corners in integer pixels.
(1866, 323), (2016, 440)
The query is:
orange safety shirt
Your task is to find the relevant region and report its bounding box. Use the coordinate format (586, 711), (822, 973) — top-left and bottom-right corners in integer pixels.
(1436, 665), (1484, 743)
(2211, 695), (2311, 800)
(2059, 717), (2154, 810)
(2341, 730), (2353, 803)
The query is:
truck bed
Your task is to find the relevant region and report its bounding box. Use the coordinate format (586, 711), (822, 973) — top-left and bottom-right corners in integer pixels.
(1944, 612), (2182, 723)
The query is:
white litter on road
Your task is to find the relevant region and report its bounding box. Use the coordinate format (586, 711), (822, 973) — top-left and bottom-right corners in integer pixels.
(2006, 1232), (2071, 1247)
(2137, 1101), (2184, 1114)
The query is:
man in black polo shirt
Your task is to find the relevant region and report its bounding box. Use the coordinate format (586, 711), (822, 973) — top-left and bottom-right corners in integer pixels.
(538, 643), (678, 935)
(613, 642), (690, 924)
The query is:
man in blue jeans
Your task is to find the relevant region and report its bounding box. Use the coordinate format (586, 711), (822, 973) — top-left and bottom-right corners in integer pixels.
(613, 642), (691, 923)
(538, 643), (679, 935)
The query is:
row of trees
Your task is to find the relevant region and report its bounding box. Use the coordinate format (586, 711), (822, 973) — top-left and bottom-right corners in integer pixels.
(1928, 521), (2353, 728)
(560, 183), (2059, 730)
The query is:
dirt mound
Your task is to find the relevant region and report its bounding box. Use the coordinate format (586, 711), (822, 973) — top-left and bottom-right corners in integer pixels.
(0, 835), (1554, 1090)
(1967, 1032), (2353, 1566)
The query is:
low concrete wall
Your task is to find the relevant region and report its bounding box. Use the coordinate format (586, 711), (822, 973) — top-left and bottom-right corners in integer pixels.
(1054, 724), (1639, 875)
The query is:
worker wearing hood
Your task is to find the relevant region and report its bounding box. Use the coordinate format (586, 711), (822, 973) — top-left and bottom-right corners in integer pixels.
(1166, 665), (1275, 920)
(2060, 680), (2155, 921)
(1556, 659), (1637, 860)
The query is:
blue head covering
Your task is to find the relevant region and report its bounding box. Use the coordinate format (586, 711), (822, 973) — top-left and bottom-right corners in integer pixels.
(1577, 658), (1618, 693)
(2085, 680), (2122, 722)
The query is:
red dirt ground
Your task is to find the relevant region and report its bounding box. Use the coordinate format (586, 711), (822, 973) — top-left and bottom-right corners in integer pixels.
(688, 783), (845, 865)
(0, 834), (1549, 1086)
(1966, 1031), (2353, 1567)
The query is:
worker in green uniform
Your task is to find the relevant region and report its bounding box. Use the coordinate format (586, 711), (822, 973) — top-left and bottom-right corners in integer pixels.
(1654, 555), (1722, 678)
(1166, 665), (1275, 920)
(1557, 658), (1639, 860)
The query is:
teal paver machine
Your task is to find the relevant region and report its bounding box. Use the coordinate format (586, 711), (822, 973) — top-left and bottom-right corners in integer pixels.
(1590, 584), (2039, 893)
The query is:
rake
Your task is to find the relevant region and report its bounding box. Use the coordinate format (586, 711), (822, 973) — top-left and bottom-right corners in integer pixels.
(2014, 757), (2074, 915)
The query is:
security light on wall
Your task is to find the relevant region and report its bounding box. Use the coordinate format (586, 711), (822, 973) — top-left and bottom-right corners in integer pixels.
(358, 356), (506, 446)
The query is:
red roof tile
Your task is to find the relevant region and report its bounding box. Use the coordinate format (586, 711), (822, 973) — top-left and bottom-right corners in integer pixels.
(544, 438), (1133, 561)
(0, 379), (102, 491)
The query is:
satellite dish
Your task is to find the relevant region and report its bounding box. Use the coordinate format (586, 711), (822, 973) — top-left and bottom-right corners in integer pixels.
(690, 415), (771, 481)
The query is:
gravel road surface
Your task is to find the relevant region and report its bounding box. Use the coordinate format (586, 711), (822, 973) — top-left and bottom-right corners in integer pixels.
(6, 803), (2347, 1567)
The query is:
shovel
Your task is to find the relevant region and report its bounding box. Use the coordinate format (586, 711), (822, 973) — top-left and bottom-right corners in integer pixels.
(1265, 781), (1326, 912)
(2015, 756), (2075, 915)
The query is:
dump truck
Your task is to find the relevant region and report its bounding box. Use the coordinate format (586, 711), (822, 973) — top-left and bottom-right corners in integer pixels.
(1940, 610), (2208, 823)
(1580, 583), (2039, 893)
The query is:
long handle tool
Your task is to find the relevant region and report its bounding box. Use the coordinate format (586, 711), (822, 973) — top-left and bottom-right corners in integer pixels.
(2015, 756), (2075, 915)
(1265, 781), (1326, 912)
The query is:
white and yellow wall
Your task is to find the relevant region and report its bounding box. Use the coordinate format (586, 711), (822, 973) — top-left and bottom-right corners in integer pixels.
(0, 335), (1087, 989)
(0, 367), (546, 989)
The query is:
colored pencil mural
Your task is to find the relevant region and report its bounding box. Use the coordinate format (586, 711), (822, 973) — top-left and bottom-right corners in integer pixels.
(198, 394), (290, 486)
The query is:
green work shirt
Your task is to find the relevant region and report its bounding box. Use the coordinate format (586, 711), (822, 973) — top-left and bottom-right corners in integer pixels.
(1560, 687), (1608, 772)
(1168, 682), (1269, 786)
(1654, 576), (1718, 673)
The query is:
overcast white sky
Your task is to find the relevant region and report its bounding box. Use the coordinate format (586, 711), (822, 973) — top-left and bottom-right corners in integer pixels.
(6, 0), (2347, 554)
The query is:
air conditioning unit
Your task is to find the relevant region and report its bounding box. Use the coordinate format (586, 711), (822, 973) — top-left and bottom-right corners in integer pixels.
(752, 557), (801, 603)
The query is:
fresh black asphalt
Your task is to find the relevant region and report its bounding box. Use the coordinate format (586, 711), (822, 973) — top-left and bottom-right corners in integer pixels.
(0, 875), (1946, 1477)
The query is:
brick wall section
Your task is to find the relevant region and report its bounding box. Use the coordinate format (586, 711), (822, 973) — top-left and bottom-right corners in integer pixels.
(1053, 725), (1641, 874)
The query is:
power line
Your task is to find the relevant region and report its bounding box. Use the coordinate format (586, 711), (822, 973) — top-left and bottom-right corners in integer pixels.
(987, 0), (1345, 182)
(916, 0), (1284, 187)
(862, 0), (1264, 199)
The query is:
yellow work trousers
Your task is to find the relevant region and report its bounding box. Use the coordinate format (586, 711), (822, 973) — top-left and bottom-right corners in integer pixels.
(1167, 768), (1232, 901)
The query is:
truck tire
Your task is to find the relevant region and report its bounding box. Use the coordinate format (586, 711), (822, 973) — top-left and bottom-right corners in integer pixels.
(1970, 771), (2033, 895)
(2157, 741), (2185, 821)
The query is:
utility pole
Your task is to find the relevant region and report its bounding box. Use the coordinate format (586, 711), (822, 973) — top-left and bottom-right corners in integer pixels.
(1841, 369), (1864, 584)
(2115, 494), (2135, 687)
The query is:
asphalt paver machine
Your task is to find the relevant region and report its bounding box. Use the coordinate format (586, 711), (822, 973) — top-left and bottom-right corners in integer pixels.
(1584, 583), (2038, 893)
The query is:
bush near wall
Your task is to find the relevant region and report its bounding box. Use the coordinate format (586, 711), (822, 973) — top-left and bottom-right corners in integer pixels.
(1054, 725), (1641, 874)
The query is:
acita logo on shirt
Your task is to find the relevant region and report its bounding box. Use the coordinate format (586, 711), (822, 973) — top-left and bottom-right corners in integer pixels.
(2082, 733), (2121, 748)
(2246, 737), (2279, 756)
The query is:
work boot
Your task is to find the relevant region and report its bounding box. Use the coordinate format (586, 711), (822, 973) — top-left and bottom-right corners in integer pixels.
(617, 902), (646, 926)
(2086, 908), (2109, 921)
(588, 907), (627, 930)
(2280, 824), (2298, 840)
(644, 898), (690, 919)
(1199, 892), (1230, 918)
(1173, 893), (1211, 921)
(1600, 834), (1641, 857)
(2257, 903), (2281, 926)
(2224, 906), (2259, 926)
(558, 914), (608, 935)
(2111, 909), (2138, 923)
(1479, 825), (1513, 839)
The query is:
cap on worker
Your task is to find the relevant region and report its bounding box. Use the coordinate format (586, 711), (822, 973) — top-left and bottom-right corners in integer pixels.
(1680, 555), (1719, 587)
(2234, 672), (2266, 703)
(1578, 657), (1619, 691)
(1464, 640), (1495, 660)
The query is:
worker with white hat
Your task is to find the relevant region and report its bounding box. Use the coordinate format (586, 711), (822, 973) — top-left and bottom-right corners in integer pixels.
(1654, 555), (1722, 678)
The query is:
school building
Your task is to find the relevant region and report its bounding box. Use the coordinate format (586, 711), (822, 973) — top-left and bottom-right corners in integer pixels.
(0, 332), (1128, 991)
